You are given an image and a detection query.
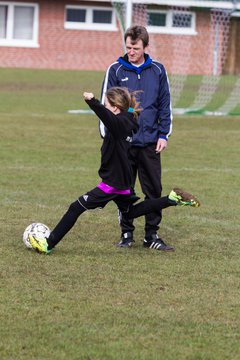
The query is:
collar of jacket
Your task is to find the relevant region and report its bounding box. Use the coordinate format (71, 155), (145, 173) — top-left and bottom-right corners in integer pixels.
(117, 53), (152, 74)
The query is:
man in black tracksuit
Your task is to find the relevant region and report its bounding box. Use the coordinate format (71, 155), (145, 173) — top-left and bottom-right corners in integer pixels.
(100, 25), (174, 251)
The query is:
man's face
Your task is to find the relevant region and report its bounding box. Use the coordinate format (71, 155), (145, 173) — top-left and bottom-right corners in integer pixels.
(125, 37), (145, 65)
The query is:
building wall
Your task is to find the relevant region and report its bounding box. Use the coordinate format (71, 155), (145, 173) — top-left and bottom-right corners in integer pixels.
(0, 1), (237, 75)
(0, 0), (124, 70)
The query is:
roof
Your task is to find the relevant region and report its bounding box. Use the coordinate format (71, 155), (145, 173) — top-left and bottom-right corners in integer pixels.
(111, 0), (240, 12)
(107, 0), (240, 18)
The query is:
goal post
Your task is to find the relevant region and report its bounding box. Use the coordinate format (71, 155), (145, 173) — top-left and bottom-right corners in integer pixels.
(110, 0), (240, 115)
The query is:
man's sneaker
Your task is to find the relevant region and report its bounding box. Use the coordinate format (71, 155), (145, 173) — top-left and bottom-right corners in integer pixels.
(143, 234), (174, 251)
(116, 232), (135, 248)
(29, 234), (52, 254)
(168, 188), (200, 207)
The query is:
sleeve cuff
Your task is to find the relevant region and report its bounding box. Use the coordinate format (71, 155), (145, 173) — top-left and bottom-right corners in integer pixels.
(159, 135), (168, 141)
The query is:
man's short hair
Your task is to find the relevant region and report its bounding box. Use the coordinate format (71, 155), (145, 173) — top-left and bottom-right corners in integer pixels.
(124, 25), (149, 48)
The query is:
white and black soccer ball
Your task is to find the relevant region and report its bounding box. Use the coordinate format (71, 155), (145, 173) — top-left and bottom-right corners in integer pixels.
(23, 222), (50, 249)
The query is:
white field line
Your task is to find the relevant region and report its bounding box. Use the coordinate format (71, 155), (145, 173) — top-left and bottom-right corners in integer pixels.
(7, 165), (90, 172)
(163, 167), (239, 173)
(7, 166), (237, 173)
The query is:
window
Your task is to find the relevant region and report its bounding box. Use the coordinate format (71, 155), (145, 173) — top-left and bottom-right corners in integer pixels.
(93, 9), (112, 24)
(0, 2), (39, 47)
(172, 13), (193, 28)
(66, 8), (86, 23)
(0, 5), (7, 38)
(65, 5), (117, 31)
(148, 11), (167, 27)
(147, 9), (196, 35)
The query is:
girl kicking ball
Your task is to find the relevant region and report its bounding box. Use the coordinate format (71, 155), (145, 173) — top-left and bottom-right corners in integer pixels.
(29, 87), (200, 253)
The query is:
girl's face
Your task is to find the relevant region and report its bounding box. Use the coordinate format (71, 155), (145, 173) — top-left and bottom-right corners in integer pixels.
(105, 97), (120, 114)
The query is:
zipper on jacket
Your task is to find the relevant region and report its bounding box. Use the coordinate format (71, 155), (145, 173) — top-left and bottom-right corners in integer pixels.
(138, 74), (141, 79)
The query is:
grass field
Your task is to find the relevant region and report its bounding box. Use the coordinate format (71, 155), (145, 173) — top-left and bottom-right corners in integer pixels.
(0, 68), (240, 360)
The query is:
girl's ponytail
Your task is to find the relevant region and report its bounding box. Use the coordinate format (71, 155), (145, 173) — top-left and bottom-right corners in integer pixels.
(106, 87), (142, 118)
(129, 91), (142, 118)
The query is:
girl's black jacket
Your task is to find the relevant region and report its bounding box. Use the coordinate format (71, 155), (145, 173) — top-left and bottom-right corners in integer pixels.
(85, 97), (139, 190)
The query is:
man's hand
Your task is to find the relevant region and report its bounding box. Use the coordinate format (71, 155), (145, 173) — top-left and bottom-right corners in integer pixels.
(83, 92), (94, 100)
(155, 138), (167, 153)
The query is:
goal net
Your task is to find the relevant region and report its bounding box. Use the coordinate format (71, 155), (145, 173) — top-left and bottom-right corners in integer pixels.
(111, 0), (240, 116)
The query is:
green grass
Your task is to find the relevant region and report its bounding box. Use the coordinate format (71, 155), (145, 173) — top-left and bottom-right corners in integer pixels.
(0, 69), (240, 360)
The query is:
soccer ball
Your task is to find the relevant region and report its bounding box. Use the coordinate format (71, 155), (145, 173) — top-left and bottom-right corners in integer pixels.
(23, 223), (50, 249)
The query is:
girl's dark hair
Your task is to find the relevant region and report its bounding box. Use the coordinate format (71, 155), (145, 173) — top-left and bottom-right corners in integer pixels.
(124, 25), (149, 48)
(106, 87), (142, 118)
